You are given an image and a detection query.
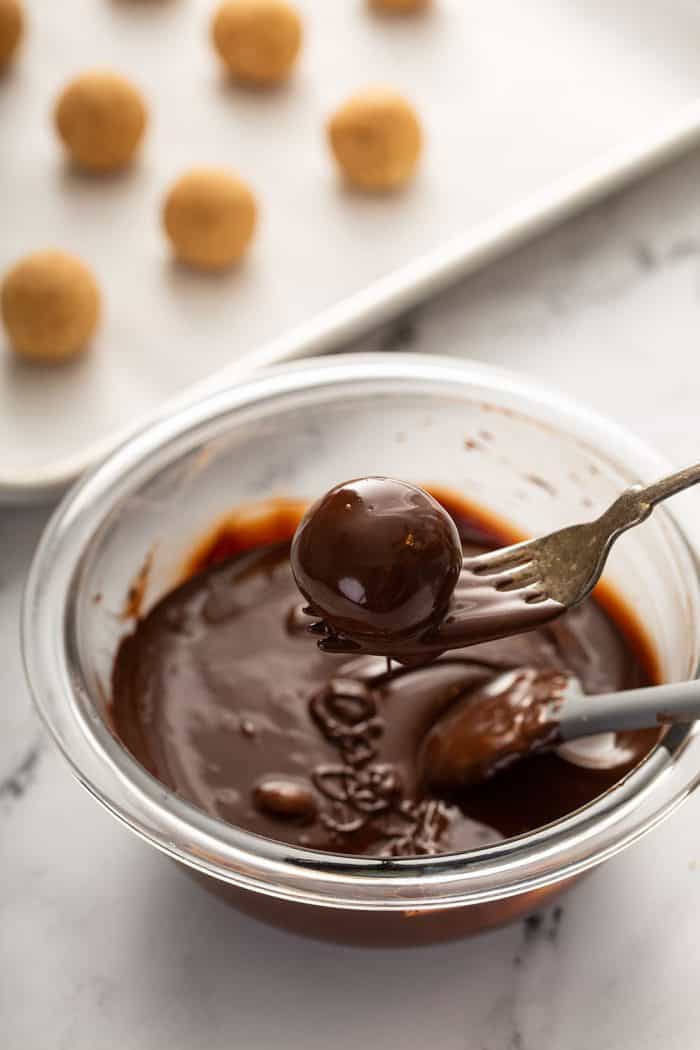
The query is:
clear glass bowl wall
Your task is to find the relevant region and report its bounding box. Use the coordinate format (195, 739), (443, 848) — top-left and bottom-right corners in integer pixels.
(23, 355), (700, 942)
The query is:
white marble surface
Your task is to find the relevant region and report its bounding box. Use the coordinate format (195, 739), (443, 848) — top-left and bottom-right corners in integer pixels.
(6, 147), (700, 1049)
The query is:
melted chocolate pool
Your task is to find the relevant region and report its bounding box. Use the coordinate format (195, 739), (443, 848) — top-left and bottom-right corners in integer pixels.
(111, 492), (659, 857)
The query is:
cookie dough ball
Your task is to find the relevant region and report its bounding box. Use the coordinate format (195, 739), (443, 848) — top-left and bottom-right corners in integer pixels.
(327, 88), (422, 191)
(55, 71), (147, 173)
(0, 0), (23, 68)
(370, 0), (431, 11)
(212, 0), (302, 86)
(163, 168), (258, 271)
(1, 251), (100, 362)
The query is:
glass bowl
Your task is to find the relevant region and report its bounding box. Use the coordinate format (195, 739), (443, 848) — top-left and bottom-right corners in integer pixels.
(23, 353), (700, 946)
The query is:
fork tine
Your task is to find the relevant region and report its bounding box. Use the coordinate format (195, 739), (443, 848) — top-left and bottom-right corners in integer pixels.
(522, 586), (548, 604)
(493, 564), (541, 592)
(463, 542), (532, 576)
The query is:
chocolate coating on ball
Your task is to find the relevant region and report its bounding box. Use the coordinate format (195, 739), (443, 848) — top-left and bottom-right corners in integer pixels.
(291, 477), (462, 642)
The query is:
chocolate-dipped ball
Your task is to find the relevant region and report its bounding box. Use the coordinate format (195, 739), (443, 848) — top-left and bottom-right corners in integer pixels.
(291, 477), (462, 642)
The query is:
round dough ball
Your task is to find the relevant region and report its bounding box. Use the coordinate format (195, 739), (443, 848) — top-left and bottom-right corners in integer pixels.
(55, 70), (147, 173)
(327, 88), (422, 191)
(163, 168), (258, 271)
(370, 0), (431, 11)
(1, 251), (100, 362)
(0, 0), (23, 68)
(212, 0), (302, 86)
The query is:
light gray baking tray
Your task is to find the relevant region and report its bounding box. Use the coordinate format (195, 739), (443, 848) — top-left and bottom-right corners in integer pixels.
(4, 0), (700, 502)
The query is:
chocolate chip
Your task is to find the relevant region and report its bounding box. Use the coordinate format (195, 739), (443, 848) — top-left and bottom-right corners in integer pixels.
(253, 776), (318, 823)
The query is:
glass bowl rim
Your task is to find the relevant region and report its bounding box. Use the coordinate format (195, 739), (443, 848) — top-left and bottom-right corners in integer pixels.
(22, 352), (700, 911)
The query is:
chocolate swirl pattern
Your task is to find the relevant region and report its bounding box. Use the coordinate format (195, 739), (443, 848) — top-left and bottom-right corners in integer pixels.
(309, 677), (453, 855)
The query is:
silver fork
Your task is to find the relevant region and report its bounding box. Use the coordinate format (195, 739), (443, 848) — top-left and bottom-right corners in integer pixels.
(463, 461), (700, 606)
(318, 461), (700, 658)
(431, 460), (700, 653)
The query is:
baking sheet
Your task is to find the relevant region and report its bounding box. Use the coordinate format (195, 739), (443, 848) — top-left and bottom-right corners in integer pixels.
(4, 0), (700, 502)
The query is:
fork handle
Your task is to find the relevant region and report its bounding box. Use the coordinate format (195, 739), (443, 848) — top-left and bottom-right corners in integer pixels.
(557, 678), (700, 739)
(635, 461), (700, 507)
(600, 461), (700, 538)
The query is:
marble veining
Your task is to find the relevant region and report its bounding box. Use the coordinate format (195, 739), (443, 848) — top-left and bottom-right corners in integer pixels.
(6, 146), (700, 1050)
(0, 739), (43, 803)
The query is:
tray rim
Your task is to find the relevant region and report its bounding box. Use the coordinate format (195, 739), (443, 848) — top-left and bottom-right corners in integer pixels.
(6, 98), (700, 506)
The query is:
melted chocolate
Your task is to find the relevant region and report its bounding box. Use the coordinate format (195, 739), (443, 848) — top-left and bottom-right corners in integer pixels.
(111, 494), (659, 857)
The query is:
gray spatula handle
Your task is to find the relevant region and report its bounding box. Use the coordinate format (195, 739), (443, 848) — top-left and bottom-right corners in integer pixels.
(558, 679), (700, 741)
